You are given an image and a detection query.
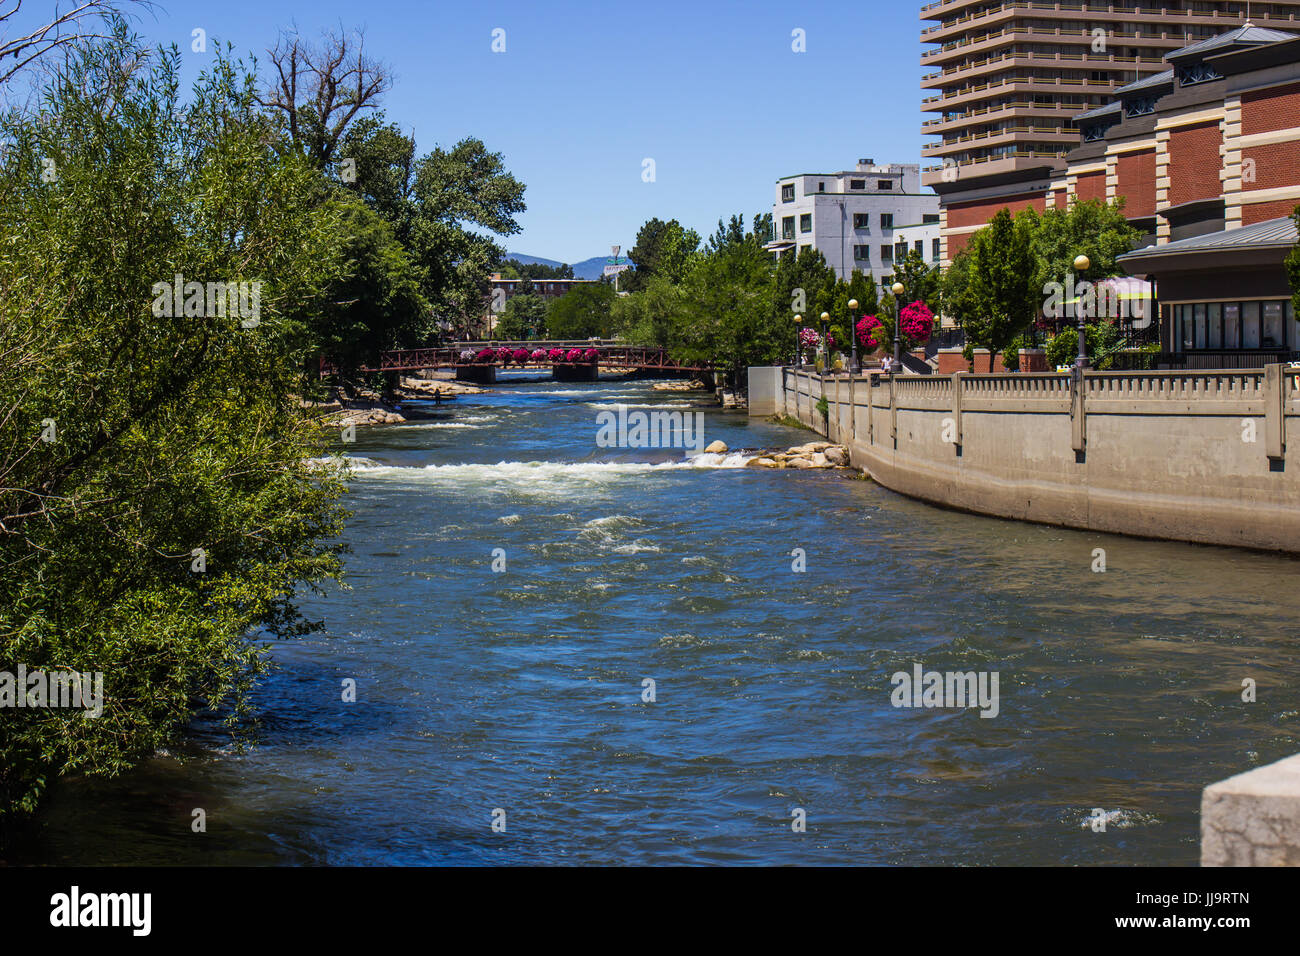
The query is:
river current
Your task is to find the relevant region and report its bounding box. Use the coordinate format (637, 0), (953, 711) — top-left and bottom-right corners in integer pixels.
(13, 374), (1300, 865)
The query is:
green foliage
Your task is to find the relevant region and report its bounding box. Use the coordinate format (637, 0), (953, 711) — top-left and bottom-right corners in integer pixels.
(1030, 199), (1142, 295)
(506, 259), (573, 280)
(1044, 322), (1121, 370)
(621, 217), (701, 292)
(0, 28), (349, 819)
(962, 208), (1038, 371)
(546, 282), (617, 338)
(495, 292), (547, 339)
(1288, 206), (1300, 320)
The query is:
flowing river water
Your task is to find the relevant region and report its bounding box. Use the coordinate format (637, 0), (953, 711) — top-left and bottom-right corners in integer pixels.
(12, 374), (1300, 865)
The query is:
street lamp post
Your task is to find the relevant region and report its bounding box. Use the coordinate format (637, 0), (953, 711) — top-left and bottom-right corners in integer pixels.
(820, 311), (831, 373)
(793, 313), (803, 366)
(848, 298), (860, 373)
(1073, 254), (1091, 372)
(891, 281), (906, 374)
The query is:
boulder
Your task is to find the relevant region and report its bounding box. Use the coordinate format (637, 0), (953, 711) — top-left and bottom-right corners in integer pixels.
(704, 440), (728, 454)
(788, 457), (819, 469)
(810, 452), (829, 467)
(747, 457), (779, 468)
(788, 441), (831, 455)
(825, 445), (849, 466)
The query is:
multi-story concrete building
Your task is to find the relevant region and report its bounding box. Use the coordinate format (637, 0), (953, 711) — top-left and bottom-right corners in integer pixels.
(919, 0), (1300, 263)
(765, 161), (941, 284)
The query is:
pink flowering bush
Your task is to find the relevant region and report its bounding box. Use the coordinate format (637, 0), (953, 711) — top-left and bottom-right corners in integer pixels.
(900, 301), (935, 344)
(856, 315), (885, 349)
(565, 348), (584, 362)
(531, 348), (548, 361)
(798, 327), (819, 349)
(475, 347), (495, 363)
(513, 348), (531, 364)
(496, 346), (514, 363)
(547, 348), (565, 362)
(583, 348), (599, 362)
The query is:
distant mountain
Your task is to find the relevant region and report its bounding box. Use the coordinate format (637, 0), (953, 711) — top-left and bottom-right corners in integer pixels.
(505, 252), (631, 281)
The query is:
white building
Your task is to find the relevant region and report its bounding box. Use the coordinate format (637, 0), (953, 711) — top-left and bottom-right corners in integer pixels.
(766, 160), (941, 285)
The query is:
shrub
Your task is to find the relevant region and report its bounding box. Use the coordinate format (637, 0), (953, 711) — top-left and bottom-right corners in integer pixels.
(565, 347), (584, 362)
(512, 348), (531, 364)
(856, 315), (885, 350)
(495, 346), (514, 363)
(583, 348), (599, 362)
(530, 348), (547, 361)
(547, 348), (565, 362)
(900, 301), (934, 344)
(475, 347), (496, 363)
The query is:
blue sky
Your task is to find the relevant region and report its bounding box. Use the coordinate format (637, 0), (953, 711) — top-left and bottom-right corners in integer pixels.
(32, 0), (934, 263)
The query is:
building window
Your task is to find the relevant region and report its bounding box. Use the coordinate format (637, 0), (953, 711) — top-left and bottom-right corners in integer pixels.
(817, 181), (824, 192)
(895, 241), (908, 261)
(881, 213), (894, 230)
(1176, 61), (1222, 86)
(781, 184), (795, 202)
(782, 216), (795, 239)
(1173, 300), (1296, 351)
(1124, 95), (1158, 118)
(881, 244), (893, 262)
(853, 244), (871, 261)
(850, 179), (865, 190)
(878, 180), (894, 190)
(932, 237), (941, 261)
(914, 240), (923, 256)
(800, 214), (812, 233)
(852, 213), (870, 230)
(923, 213), (940, 224)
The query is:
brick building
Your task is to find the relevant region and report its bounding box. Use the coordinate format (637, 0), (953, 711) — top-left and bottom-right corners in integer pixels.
(921, 1), (1300, 263)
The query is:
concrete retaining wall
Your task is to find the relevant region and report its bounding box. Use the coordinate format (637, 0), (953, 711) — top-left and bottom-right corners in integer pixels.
(750, 365), (1300, 553)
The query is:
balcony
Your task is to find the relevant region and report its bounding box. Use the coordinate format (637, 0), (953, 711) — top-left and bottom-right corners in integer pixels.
(922, 51), (1168, 89)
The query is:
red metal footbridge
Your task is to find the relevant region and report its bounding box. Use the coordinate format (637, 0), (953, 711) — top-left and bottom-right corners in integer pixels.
(319, 340), (719, 376)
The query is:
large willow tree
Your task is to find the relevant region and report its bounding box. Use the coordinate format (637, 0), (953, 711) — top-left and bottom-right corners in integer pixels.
(0, 24), (350, 820)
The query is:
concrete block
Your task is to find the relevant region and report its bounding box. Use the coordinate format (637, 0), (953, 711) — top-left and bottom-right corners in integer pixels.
(1202, 752), (1300, 866)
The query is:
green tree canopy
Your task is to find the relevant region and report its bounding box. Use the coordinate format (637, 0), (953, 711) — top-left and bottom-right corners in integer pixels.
(621, 217), (701, 292)
(0, 27), (349, 819)
(545, 282), (617, 338)
(962, 208), (1038, 371)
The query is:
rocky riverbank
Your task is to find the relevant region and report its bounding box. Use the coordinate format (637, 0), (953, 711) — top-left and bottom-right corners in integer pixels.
(305, 376), (491, 428)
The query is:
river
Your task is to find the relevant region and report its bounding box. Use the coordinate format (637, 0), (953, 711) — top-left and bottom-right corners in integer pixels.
(12, 374), (1300, 865)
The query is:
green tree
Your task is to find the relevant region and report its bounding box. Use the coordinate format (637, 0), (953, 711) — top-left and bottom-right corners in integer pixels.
(963, 208), (1038, 371)
(0, 28), (349, 820)
(621, 217), (701, 292)
(611, 275), (683, 348)
(546, 282), (617, 338)
(1030, 199), (1141, 297)
(496, 292), (547, 339)
(1287, 206), (1300, 320)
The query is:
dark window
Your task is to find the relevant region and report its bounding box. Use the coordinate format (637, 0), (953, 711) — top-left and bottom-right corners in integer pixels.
(923, 213), (940, 223)
(932, 237), (941, 261)
(782, 216), (795, 239)
(881, 213), (894, 230)
(852, 213), (871, 230)
(1124, 95), (1158, 118)
(799, 214), (812, 233)
(881, 244), (893, 262)
(878, 180), (894, 190)
(1177, 60), (1222, 86)
(817, 181), (824, 191)
(850, 179), (865, 190)
(853, 244), (871, 261)
(781, 184), (795, 202)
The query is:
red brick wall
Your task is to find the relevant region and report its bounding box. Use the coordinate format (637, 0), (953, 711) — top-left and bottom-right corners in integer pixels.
(1115, 149), (1156, 217)
(1167, 121), (1223, 207)
(1075, 170), (1106, 203)
(1241, 198), (1300, 225)
(1241, 141), (1300, 192)
(947, 232), (973, 258)
(944, 191), (1047, 230)
(1242, 82), (1300, 136)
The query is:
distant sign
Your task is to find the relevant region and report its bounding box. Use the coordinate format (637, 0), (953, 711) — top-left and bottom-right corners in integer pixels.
(603, 263), (631, 277)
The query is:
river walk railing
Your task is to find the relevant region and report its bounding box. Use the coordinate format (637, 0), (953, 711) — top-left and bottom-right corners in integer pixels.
(768, 364), (1300, 552)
